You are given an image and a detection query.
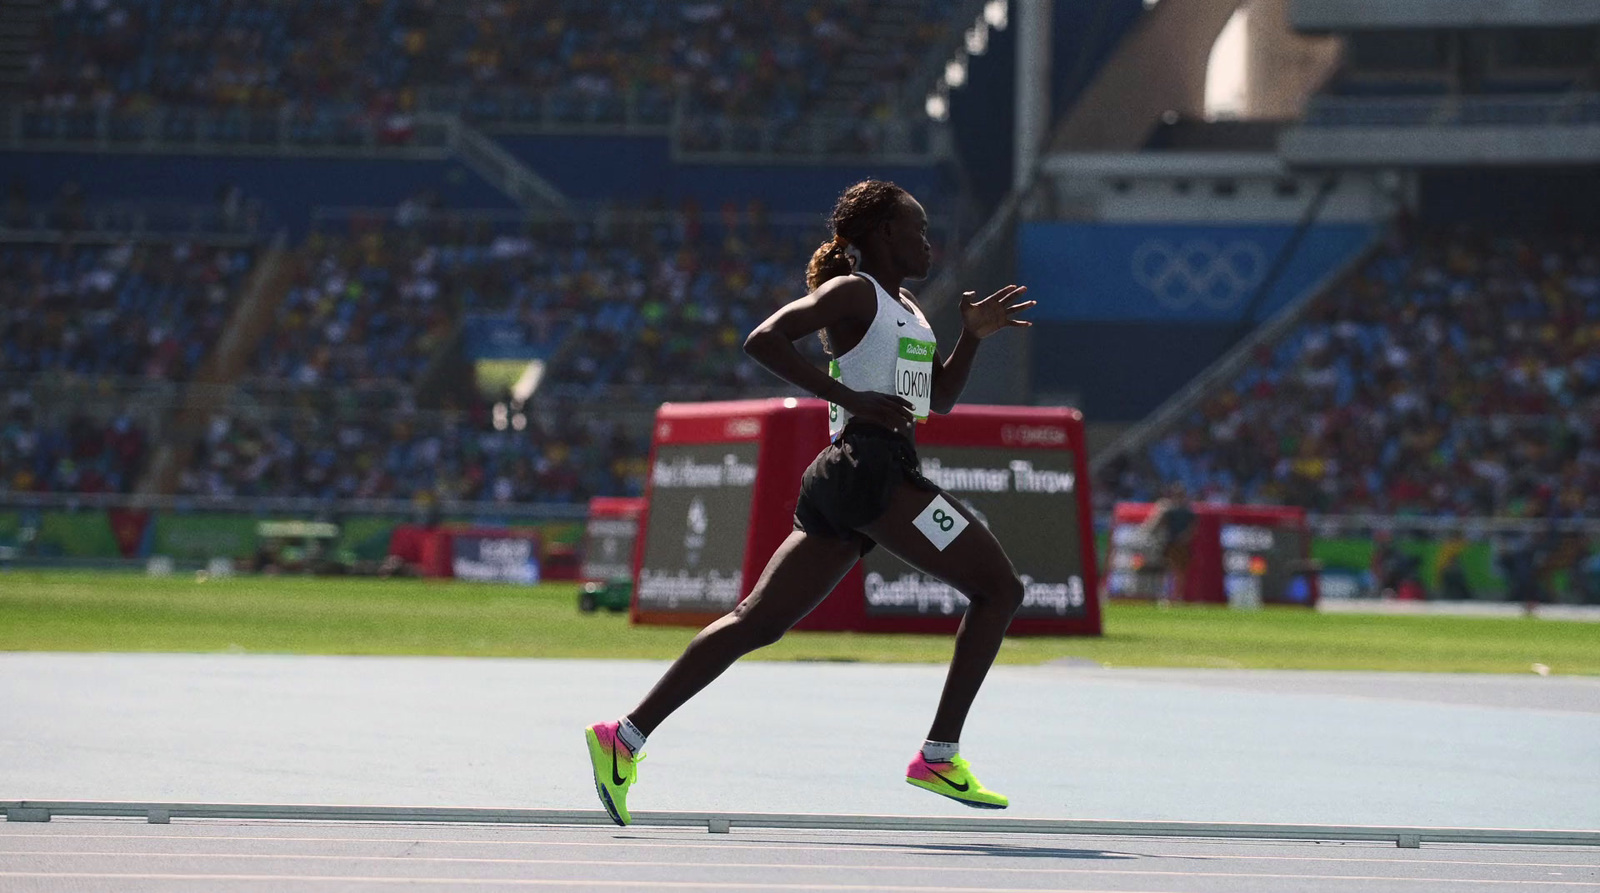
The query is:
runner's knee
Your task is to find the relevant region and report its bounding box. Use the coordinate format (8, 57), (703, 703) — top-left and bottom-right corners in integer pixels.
(965, 570), (1024, 614)
(728, 600), (789, 649)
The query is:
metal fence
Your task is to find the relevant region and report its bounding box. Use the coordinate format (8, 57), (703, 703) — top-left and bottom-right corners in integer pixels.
(417, 85), (678, 131)
(1304, 93), (1600, 128)
(0, 201), (268, 244)
(3, 100), (951, 163)
(0, 491), (586, 523)
(1, 105), (456, 156)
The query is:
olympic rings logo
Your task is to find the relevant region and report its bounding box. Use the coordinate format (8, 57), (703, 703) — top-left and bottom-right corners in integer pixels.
(1131, 239), (1268, 311)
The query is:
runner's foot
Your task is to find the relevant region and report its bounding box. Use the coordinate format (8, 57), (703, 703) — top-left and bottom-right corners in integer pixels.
(905, 752), (1008, 809)
(585, 721), (644, 825)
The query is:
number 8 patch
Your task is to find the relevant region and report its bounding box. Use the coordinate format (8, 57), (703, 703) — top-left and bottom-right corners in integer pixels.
(912, 494), (970, 552)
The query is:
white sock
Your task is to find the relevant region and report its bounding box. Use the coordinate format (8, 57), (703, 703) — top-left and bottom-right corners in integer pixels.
(616, 717), (647, 755)
(921, 739), (958, 763)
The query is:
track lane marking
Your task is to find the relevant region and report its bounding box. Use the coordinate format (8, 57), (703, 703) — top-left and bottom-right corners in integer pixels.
(0, 874), (1183, 892)
(2, 833), (1594, 869)
(2, 853), (1596, 885)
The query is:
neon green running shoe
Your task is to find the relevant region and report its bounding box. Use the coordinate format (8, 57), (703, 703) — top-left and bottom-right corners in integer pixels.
(584, 721), (644, 826)
(906, 752), (1008, 809)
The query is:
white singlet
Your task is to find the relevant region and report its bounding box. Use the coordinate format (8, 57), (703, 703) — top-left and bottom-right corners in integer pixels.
(828, 272), (938, 438)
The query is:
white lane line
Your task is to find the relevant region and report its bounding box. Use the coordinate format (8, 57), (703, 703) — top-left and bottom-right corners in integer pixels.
(3, 853), (1597, 885)
(0, 874), (1182, 893)
(1, 834), (1594, 869)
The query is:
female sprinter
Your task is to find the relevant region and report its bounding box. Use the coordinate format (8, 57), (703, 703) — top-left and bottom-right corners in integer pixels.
(585, 180), (1035, 825)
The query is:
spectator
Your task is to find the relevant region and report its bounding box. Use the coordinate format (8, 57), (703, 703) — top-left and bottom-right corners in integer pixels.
(1108, 228), (1600, 522)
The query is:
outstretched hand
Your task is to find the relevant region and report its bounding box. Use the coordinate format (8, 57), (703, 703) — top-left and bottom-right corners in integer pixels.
(960, 285), (1035, 339)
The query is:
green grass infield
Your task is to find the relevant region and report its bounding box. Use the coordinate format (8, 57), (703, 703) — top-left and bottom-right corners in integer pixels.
(0, 572), (1595, 674)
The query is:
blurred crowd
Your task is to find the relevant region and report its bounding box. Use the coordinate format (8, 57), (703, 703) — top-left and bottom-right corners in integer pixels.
(251, 228), (454, 387)
(28, 0), (959, 129)
(1105, 227), (1600, 522)
(255, 200), (825, 398)
(176, 404), (647, 503)
(1, 388), (148, 494)
(190, 198), (838, 504)
(0, 238), (255, 381)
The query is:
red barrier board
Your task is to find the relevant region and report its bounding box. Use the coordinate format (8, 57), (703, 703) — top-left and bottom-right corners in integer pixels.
(582, 497), (645, 584)
(1107, 501), (1317, 607)
(631, 398), (1100, 635)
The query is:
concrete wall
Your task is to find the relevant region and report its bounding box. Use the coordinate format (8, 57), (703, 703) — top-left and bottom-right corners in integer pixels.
(1050, 0), (1340, 152)
(1244, 0), (1343, 120)
(1052, 0), (1245, 151)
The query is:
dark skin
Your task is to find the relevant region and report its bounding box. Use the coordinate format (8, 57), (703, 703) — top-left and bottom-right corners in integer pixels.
(742, 197), (1033, 426)
(627, 195), (1036, 748)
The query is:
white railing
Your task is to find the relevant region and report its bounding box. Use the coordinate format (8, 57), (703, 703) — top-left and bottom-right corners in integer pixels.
(305, 205), (952, 232)
(1304, 93), (1600, 128)
(4, 99), (951, 163)
(0, 200), (267, 243)
(0, 490), (587, 520)
(671, 114), (950, 162)
(1307, 514), (1600, 538)
(1, 104), (457, 155)
(417, 85), (679, 131)
(447, 119), (570, 210)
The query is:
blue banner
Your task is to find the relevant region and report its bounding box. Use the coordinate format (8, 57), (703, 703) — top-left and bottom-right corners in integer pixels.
(1017, 222), (1374, 322)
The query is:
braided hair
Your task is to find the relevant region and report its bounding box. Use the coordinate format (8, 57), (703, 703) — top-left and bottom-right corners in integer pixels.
(805, 180), (910, 290)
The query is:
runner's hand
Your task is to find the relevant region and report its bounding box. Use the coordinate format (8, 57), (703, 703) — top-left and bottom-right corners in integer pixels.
(839, 389), (916, 431)
(960, 285), (1035, 339)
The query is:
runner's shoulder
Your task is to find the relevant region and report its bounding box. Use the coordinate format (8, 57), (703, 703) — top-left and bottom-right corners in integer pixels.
(813, 274), (878, 314)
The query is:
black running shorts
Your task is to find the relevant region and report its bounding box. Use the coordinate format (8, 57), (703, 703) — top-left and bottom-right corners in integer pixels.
(792, 420), (938, 555)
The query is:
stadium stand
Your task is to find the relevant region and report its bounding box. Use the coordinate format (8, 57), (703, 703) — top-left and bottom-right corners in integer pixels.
(176, 401), (647, 503)
(249, 205), (838, 399)
(169, 200), (857, 505)
(250, 227), (455, 388)
(26, 0), (967, 129)
(1103, 225), (1600, 523)
(0, 238), (256, 381)
(1, 396), (148, 494)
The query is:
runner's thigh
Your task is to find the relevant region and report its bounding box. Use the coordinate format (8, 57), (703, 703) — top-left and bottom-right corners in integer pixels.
(856, 478), (1021, 605)
(731, 529), (861, 635)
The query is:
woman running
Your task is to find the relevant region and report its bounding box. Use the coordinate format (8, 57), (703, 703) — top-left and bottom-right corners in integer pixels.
(585, 180), (1035, 824)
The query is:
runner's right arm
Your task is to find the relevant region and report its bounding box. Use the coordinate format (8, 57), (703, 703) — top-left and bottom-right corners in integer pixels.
(744, 276), (915, 430)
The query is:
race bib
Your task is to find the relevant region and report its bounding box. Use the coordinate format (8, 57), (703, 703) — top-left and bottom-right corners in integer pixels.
(896, 337), (935, 422)
(913, 494), (969, 551)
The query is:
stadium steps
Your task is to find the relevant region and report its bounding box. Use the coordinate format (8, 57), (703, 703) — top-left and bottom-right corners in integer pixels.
(136, 235), (298, 496)
(809, 0), (966, 120)
(451, 118), (569, 211)
(1089, 228), (1382, 477)
(1050, 0), (1248, 151)
(0, 0), (45, 88)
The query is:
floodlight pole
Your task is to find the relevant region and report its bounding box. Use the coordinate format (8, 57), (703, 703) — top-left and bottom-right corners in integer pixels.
(1014, 0), (1053, 191)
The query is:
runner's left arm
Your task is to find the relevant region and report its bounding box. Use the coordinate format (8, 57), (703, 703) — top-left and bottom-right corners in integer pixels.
(928, 285), (1033, 413)
(929, 328), (980, 414)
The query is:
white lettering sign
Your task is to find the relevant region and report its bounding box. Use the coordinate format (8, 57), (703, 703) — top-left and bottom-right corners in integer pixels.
(651, 453), (759, 488)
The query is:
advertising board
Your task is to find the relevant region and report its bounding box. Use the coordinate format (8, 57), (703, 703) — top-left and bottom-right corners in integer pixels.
(860, 445), (1089, 620)
(632, 400), (1101, 635)
(634, 441), (761, 615)
(451, 533), (541, 585)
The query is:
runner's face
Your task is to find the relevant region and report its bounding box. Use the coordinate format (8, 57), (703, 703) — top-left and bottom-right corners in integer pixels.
(886, 198), (933, 281)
